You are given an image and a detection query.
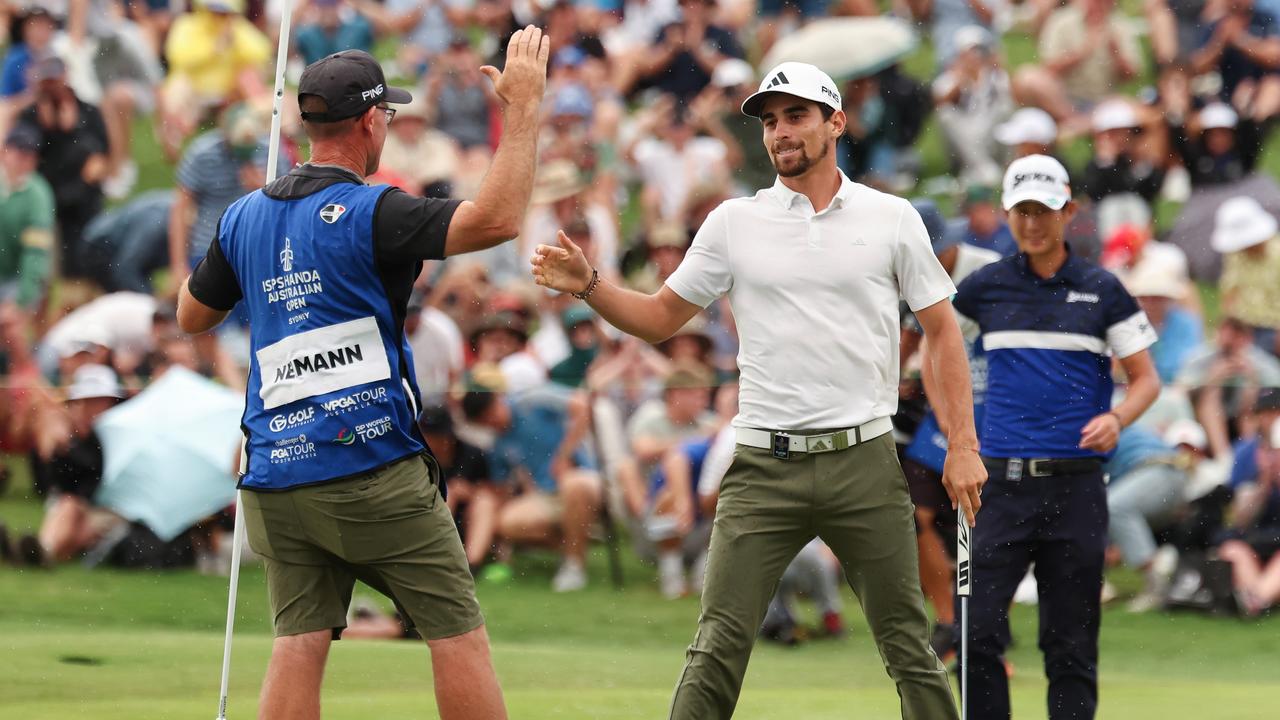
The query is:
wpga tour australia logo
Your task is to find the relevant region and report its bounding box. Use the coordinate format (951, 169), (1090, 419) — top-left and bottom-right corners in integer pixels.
(279, 238), (294, 272)
(319, 204), (347, 224)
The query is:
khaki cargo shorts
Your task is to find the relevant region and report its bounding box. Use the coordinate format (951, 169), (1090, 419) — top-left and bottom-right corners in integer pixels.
(240, 454), (483, 641)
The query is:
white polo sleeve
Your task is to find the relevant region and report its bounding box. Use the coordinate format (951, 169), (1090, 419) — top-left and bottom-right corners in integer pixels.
(1106, 311), (1159, 359)
(664, 204), (733, 308)
(893, 200), (957, 312)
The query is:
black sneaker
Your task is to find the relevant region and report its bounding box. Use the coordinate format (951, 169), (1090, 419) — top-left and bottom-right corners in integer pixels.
(930, 622), (956, 660)
(0, 522), (13, 563)
(760, 620), (803, 646)
(16, 534), (47, 568)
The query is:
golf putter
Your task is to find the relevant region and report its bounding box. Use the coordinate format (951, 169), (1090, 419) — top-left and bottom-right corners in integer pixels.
(957, 507), (971, 720)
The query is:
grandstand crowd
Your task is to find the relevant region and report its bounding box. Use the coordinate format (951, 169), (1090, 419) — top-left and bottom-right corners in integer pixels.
(1, 0), (1278, 650)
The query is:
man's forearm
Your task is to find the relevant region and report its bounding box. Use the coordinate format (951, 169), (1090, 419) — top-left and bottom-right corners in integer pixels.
(469, 105), (540, 244)
(1110, 367), (1160, 427)
(583, 280), (691, 345)
(926, 323), (979, 448)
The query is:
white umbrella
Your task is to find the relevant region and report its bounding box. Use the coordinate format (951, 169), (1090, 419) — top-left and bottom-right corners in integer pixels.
(93, 367), (243, 542)
(761, 16), (920, 83)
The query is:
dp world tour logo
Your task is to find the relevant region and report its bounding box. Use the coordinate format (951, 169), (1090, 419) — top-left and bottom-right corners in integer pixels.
(334, 429), (355, 446)
(319, 204), (347, 224)
(279, 238), (294, 272)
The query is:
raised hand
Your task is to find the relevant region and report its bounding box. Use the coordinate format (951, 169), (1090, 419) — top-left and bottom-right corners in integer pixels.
(531, 231), (594, 296)
(480, 25), (551, 111)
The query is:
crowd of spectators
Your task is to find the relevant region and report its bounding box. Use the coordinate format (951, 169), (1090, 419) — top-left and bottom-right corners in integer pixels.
(2, 0), (1280, 642)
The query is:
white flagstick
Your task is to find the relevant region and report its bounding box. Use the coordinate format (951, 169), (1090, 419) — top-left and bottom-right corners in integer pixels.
(957, 508), (972, 720)
(216, 2), (295, 716)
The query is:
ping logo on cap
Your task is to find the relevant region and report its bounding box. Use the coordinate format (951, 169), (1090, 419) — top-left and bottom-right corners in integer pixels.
(767, 71), (790, 88)
(360, 84), (385, 102)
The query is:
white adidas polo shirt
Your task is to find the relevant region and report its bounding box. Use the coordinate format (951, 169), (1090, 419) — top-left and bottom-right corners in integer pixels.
(666, 171), (956, 431)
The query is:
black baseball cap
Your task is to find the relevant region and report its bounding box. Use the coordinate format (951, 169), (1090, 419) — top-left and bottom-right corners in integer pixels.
(298, 50), (411, 123)
(5, 124), (40, 152)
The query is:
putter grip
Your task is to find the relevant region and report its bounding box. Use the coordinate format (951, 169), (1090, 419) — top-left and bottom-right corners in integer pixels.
(956, 509), (971, 597)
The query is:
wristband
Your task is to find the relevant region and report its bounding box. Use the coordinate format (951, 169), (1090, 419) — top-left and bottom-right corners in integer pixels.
(572, 268), (600, 300)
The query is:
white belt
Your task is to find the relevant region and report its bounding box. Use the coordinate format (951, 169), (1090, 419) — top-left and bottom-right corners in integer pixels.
(736, 416), (894, 458)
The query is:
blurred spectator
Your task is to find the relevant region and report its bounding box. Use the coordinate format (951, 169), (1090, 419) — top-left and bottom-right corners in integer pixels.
(22, 364), (125, 566)
(932, 25), (1013, 185)
(992, 105), (1060, 159)
(1170, 102), (1265, 187)
(159, 0), (270, 158)
(627, 220), (690, 293)
(1177, 316), (1280, 451)
(353, 0), (467, 80)
(295, 0), (376, 65)
(407, 287), (465, 405)
(706, 58), (775, 191)
(168, 102), (286, 288)
(471, 309), (546, 394)
(1081, 99), (1165, 206)
(1216, 388), (1280, 615)
(839, 66), (931, 188)
(1145, 0), (1209, 66)
(1105, 426), (1188, 611)
(1211, 196), (1280, 355)
(421, 405), (501, 574)
(630, 0), (745, 104)
(378, 95), (461, 198)
(15, 55), (107, 282)
(944, 185), (1018, 257)
(907, 0), (1001, 70)
(627, 94), (731, 226)
(465, 379), (602, 593)
(519, 160), (620, 278)
(1191, 0), (1280, 121)
(427, 38), (496, 155)
(82, 190), (173, 294)
(760, 540), (846, 644)
(1012, 0), (1142, 123)
(0, 6), (57, 135)
(37, 291), (157, 381)
(0, 124), (54, 312)
(1122, 265), (1203, 385)
(547, 303), (602, 388)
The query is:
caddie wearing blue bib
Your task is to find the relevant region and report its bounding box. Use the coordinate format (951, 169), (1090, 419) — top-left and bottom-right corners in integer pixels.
(177, 30), (550, 720)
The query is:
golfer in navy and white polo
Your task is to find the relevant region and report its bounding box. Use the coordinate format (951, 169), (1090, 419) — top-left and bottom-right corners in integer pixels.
(952, 155), (1161, 720)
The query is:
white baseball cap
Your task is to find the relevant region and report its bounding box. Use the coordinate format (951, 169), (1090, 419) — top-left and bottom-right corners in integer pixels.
(1092, 99), (1140, 133)
(67, 364), (124, 401)
(1001, 154), (1072, 211)
(741, 62), (843, 118)
(953, 25), (993, 53)
(993, 108), (1058, 147)
(1200, 102), (1238, 130)
(711, 58), (755, 89)
(1211, 196), (1277, 253)
(1163, 419), (1208, 452)
(1123, 265), (1183, 300)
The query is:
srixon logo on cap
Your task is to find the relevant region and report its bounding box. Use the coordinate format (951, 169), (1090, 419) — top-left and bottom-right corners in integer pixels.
(361, 84), (385, 102)
(1012, 172), (1059, 187)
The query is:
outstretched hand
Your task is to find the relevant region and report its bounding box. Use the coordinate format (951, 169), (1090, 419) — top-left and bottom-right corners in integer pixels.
(531, 231), (593, 296)
(479, 25), (551, 110)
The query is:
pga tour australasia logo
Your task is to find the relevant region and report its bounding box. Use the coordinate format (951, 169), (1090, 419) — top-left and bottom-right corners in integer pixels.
(319, 204), (347, 224)
(280, 238), (294, 272)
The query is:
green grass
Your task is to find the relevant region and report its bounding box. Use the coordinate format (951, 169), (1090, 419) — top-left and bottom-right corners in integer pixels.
(3, 454), (1278, 718)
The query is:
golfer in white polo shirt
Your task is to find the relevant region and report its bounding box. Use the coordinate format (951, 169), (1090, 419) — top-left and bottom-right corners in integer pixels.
(532, 62), (986, 719)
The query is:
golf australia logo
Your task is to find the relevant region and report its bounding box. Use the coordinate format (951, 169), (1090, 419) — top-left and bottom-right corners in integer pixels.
(269, 434), (316, 464)
(319, 204), (347, 224)
(269, 407), (315, 433)
(280, 238), (294, 272)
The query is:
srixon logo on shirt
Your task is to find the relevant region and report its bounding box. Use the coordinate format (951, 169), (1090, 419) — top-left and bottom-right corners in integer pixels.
(1066, 291), (1100, 304)
(275, 344), (365, 383)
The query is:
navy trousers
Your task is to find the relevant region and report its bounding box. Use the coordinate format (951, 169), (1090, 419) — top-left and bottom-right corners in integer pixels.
(957, 463), (1107, 720)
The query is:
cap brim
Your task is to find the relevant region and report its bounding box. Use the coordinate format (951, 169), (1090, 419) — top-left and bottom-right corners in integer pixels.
(1002, 192), (1068, 212)
(741, 89), (836, 118)
(385, 87), (413, 105)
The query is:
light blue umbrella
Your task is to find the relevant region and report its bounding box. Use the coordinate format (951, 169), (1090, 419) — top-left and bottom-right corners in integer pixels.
(94, 367), (244, 541)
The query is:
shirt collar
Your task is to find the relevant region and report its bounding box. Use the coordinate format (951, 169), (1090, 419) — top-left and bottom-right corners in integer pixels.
(770, 169), (857, 213)
(1016, 243), (1087, 285)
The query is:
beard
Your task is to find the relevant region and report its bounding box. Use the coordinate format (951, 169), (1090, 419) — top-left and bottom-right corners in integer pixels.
(772, 138), (830, 178)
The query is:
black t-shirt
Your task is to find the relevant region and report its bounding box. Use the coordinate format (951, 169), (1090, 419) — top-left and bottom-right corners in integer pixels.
(188, 164), (460, 334)
(16, 98), (108, 210)
(436, 439), (490, 486)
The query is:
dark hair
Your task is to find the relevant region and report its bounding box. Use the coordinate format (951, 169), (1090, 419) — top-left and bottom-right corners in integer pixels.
(299, 94), (361, 140)
(819, 104), (836, 122)
(461, 390), (498, 422)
